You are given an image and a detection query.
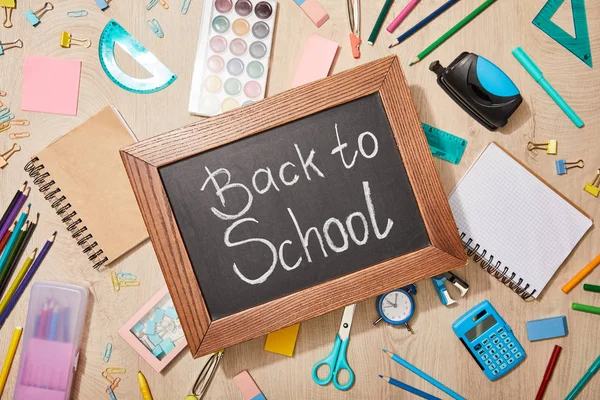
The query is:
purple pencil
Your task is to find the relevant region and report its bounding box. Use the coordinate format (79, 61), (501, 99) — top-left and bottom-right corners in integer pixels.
(0, 231), (56, 326)
(0, 182), (26, 232)
(0, 186), (29, 241)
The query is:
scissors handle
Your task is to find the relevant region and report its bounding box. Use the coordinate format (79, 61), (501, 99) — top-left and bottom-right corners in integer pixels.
(311, 334), (355, 391)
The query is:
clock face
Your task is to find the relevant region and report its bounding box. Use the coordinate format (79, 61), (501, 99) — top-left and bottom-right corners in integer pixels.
(380, 290), (413, 323)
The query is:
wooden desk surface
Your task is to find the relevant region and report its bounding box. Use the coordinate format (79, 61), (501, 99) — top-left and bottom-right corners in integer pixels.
(0, 0), (598, 398)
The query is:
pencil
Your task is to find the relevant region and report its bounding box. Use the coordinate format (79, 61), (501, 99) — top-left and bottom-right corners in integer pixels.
(409, 0), (497, 65)
(562, 254), (600, 294)
(387, 0), (420, 33)
(0, 182), (26, 233)
(0, 221), (16, 255)
(390, 0), (460, 48)
(379, 375), (441, 400)
(368, 0), (394, 45)
(535, 345), (562, 400)
(0, 248), (36, 316)
(0, 213), (38, 298)
(0, 326), (22, 397)
(565, 355), (600, 400)
(0, 204), (30, 274)
(0, 187), (29, 242)
(0, 222), (30, 299)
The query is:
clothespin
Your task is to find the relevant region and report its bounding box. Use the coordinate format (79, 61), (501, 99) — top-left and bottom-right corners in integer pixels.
(147, 19), (164, 38)
(94, 0), (110, 10)
(555, 159), (584, 175)
(25, 2), (54, 26)
(431, 271), (468, 306)
(527, 140), (557, 155)
(0, 143), (21, 168)
(3, 6), (14, 28)
(584, 169), (600, 197)
(346, 0), (360, 58)
(0, 39), (23, 56)
(60, 32), (91, 48)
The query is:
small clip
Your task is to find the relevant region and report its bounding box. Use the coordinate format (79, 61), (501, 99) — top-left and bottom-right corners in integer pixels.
(159, 0), (170, 9)
(111, 270), (121, 291)
(105, 367), (127, 374)
(103, 342), (113, 363)
(60, 32), (91, 48)
(181, 0), (191, 14)
(0, 143), (21, 169)
(94, 0), (110, 10)
(147, 19), (164, 38)
(0, 107), (9, 118)
(527, 140), (557, 155)
(102, 371), (116, 384)
(555, 159), (584, 175)
(0, 123), (10, 133)
(107, 386), (118, 400)
(116, 272), (137, 281)
(25, 2), (54, 27)
(120, 280), (140, 287)
(3, 7), (13, 29)
(584, 169), (600, 197)
(10, 119), (30, 126)
(0, 39), (23, 56)
(0, 112), (15, 124)
(146, 0), (158, 10)
(9, 132), (30, 140)
(67, 9), (88, 17)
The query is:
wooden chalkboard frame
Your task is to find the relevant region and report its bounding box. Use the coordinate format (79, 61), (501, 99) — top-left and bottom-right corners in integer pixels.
(121, 56), (466, 358)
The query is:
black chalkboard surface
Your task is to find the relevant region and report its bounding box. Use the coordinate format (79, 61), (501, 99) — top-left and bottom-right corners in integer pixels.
(160, 93), (430, 320)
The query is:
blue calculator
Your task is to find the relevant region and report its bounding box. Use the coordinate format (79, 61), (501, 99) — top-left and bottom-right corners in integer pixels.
(452, 300), (525, 380)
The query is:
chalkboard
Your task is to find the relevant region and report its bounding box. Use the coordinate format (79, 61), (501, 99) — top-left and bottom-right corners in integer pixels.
(160, 93), (429, 320)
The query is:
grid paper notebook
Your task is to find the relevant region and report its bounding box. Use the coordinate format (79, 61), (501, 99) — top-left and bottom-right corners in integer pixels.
(448, 143), (592, 299)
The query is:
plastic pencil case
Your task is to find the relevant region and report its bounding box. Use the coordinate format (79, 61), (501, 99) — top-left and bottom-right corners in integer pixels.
(14, 281), (89, 400)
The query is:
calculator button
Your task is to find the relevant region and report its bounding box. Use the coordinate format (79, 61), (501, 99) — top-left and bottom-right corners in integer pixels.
(496, 359), (502, 365)
(501, 332), (508, 339)
(490, 334), (497, 339)
(486, 359), (492, 365)
(497, 328), (504, 333)
(488, 364), (495, 371)
(504, 354), (510, 359)
(493, 354), (500, 360)
(474, 344), (482, 351)
(482, 354), (489, 360)
(493, 339), (500, 344)
(501, 349), (507, 354)
(511, 348), (518, 354)
(504, 338), (510, 344)
(492, 369), (499, 375)
(508, 343), (514, 349)
(508, 358), (514, 364)
(490, 349), (496, 354)
(483, 339), (489, 345)
(486, 344), (492, 350)
(515, 352), (522, 359)
(500, 363), (507, 370)
(496, 344), (503, 350)
(478, 350), (485, 355)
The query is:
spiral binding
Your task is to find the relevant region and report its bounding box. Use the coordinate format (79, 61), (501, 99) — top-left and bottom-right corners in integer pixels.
(25, 157), (108, 269)
(460, 232), (535, 300)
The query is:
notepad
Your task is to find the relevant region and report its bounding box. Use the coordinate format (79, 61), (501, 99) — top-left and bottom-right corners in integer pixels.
(448, 143), (592, 299)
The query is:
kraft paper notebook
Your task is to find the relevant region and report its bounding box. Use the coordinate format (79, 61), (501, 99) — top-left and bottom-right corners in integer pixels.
(25, 106), (148, 269)
(448, 143), (592, 300)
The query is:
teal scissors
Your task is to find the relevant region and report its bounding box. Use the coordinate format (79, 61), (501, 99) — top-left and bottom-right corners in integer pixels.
(311, 304), (356, 391)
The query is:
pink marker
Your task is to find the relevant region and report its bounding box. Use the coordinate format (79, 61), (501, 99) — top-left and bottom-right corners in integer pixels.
(387, 0), (420, 33)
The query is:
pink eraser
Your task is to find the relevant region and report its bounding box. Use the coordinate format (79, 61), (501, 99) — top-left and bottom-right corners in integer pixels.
(292, 34), (339, 88)
(233, 370), (266, 400)
(297, 0), (329, 27)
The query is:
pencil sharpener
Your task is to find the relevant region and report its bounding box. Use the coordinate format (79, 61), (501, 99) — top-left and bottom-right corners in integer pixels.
(430, 52), (522, 131)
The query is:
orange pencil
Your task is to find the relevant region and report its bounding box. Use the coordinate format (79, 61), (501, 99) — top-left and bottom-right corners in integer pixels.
(562, 254), (600, 294)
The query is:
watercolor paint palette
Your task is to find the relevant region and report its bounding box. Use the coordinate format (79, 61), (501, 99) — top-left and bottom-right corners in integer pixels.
(189, 0), (277, 116)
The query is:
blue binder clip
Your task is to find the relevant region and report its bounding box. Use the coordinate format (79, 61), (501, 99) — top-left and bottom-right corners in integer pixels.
(95, 0), (110, 10)
(555, 159), (584, 175)
(432, 272), (468, 306)
(25, 2), (53, 26)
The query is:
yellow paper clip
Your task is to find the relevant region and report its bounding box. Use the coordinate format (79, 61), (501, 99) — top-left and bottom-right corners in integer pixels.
(105, 367), (127, 374)
(111, 270), (121, 291)
(159, 0), (169, 9)
(10, 119), (30, 126)
(0, 39), (23, 55)
(146, 0), (158, 10)
(60, 32), (91, 48)
(116, 272), (137, 281)
(3, 7), (13, 29)
(67, 9), (88, 17)
(102, 342), (113, 363)
(9, 132), (30, 140)
(584, 169), (600, 197)
(527, 140), (557, 155)
(147, 19), (164, 38)
(120, 280), (140, 287)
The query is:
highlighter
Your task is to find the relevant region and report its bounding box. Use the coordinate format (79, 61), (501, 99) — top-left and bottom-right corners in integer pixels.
(512, 47), (583, 128)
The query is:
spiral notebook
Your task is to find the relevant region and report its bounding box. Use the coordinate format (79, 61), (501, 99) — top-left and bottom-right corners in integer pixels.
(25, 106), (148, 269)
(449, 143), (592, 299)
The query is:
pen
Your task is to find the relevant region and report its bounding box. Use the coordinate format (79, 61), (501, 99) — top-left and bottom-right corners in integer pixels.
(368, 0), (394, 45)
(565, 355), (600, 400)
(138, 371), (154, 400)
(535, 345), (562, 400)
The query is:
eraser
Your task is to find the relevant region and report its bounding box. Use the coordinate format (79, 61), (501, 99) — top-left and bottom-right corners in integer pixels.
(526, 316), (568, 341)
(233, 370), (266, 400)
(294, 0), (328, 27)
(292, 35), (339, 88)
(264, 323), (300, 357)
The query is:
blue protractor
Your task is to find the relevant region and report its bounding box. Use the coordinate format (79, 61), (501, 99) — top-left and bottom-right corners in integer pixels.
(98, 20), (177, 94)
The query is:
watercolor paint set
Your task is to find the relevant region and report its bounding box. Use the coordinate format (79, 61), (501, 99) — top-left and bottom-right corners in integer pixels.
(189, 0), (278, 116)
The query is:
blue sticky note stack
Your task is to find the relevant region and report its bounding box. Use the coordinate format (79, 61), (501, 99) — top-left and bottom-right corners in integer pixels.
(526, 316), (568, 341)
(555, 160), (567, 175)
(24, 10), (40, 26)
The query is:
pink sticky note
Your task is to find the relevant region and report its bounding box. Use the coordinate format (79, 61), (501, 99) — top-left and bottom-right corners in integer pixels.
(21, 55), (82, 116)
(292, 34), (339, 88)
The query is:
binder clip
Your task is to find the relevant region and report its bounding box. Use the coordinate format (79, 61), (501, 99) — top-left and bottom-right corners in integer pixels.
(3, 6), (14, 28)
(555, 159), (584, 175)
(527, 140), (557, 155)
(0, 39), (23, 55)
(67, 10), (89, 18)
(0, 143), (21, 168)
(584, 169), (600, 197)
(25, 2), (54, 26)
(60, 32), (91, 48)
(431, 271), (469, 306)
(95, 0), (110, 10)
(147, 19), (164, 38)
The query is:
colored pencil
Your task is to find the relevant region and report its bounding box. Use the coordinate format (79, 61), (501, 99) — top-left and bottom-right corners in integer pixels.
(0, 204), (29, 274)
(565, 355), (600, 400)
(379, 375), (441, 399)
(584, 283), (600, 293)
(0, 326), (23, 397)
(383, 350), (466, 400)
(0, 231), (56, 326)
(49, 305), (60, 340)
(0, 182), (26, 233)
(0, 221), (16, 256)
(535, 345), (562, 400)
(0, 221), (29, 299)
(0, 213), (37, 298)
(38, 302), (49, 339)
(0, 248), (36, 317)
(562, 254), (600, 294)
(390, 0), (460, 48)
(387, 0), (420, 33)
(572, 303), (600, 316)
(0, 187), (28, 242)
(368, 0), (394, 45)
(409, 0), (497, 65)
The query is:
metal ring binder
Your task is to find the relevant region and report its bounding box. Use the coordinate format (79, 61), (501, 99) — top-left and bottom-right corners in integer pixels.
(25, 157), (108, 269)
(459, 232), (535, 300)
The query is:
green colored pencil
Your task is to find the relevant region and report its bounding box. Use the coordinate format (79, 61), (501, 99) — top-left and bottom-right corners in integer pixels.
(368, 0), (395, 45)
(409, 0), (497, 66)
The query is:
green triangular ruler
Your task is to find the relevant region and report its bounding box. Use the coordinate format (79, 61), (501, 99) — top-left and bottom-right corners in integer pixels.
(532, 0), (592, 67)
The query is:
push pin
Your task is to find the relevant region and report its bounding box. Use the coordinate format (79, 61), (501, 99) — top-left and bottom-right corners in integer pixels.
(0, 39), (23, 56)
(0, 143), (21, 168)
(60, 32), (91, 48)
(3, 4), (14, 28)
(25, 2), (54, 27)
(583, 169), (600, 197)
(94, 0), (110, 10)
(555, 159), (584, 175)
(527, 140), (557, 155)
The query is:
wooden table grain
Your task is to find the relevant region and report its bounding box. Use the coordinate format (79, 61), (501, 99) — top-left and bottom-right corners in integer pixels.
(0, 0), (598, 399)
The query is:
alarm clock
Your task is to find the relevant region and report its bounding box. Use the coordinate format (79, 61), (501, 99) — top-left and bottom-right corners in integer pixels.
(373, 284), (416, 333)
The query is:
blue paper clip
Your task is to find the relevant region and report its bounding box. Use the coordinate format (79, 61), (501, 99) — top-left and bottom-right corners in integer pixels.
(181, 0), (191, 14)
(103, 342), (113, 363)
(146, 0), (158, 10)
(107, 385), (118, 400)
(147, 19), (164, 38)
(67, 9), (88, 17)
(0, 112), (15, 125)
(116, 272), (137, 281)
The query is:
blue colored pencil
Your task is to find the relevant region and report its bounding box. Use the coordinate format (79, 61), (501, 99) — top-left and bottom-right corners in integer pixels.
(49, 306), (60, 340)
(389, 0), (461, 48)
(379, 375), (441, 400)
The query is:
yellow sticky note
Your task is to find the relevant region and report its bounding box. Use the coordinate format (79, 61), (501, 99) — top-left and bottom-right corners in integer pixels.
(0, 0), (16, 8)
(264, 324), (300, 357)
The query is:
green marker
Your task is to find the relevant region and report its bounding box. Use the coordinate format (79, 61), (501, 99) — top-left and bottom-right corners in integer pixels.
(572, 302), (600, 315)
(584, 283), (600, 293)
(368, 0), (394, 45)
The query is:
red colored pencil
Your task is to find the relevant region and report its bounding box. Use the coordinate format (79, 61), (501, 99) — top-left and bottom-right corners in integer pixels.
(37, 302), (49, 339)
(535, 345), (562, 400)
(0, 221), (16, 255)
